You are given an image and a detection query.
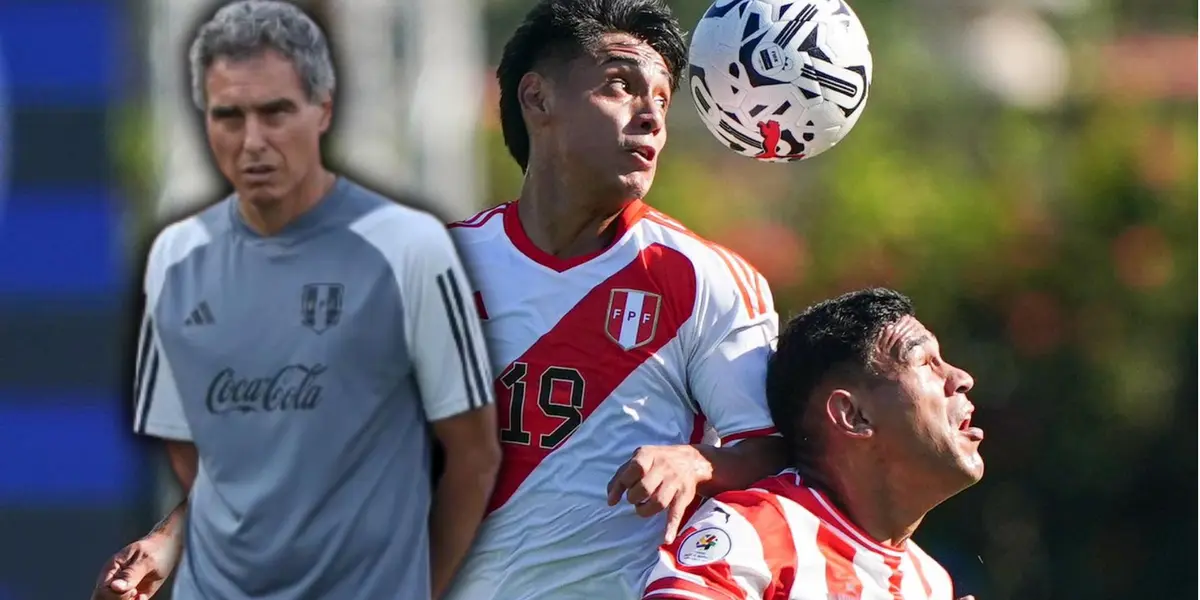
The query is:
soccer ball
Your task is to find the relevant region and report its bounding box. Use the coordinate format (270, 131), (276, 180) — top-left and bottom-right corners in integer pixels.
(687, 0), (873, 162)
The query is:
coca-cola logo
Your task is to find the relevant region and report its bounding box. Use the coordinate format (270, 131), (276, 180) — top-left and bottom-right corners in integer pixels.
(205, 364), (326, 415)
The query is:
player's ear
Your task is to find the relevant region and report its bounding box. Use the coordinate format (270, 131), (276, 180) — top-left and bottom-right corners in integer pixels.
(316, 93), (333, 134)
(518, 71), (553, 125)
(827, 389), (872, 440)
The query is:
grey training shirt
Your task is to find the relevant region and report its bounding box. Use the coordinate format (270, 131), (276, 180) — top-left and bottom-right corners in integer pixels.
(132, 177), (493, 599)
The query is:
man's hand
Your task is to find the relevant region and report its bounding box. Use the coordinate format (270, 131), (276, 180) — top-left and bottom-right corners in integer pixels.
(606, 444), (713, 545)
(91, 534), (177, 600)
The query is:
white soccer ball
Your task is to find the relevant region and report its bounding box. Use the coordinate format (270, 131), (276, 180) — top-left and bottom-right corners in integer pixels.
(687, 0), (873, 162)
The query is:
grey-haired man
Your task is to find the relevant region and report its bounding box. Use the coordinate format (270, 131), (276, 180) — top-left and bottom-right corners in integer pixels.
(90, 2), (500, 599)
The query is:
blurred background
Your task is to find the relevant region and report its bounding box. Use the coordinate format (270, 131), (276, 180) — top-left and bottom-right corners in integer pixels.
(0, 0), (1194, 598)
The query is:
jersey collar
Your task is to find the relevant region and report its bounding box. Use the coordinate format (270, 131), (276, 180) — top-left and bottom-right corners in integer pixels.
(503, 198), (649, 273)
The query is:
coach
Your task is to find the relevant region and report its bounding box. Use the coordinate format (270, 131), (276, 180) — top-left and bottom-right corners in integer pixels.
(90, 1), (500, 599)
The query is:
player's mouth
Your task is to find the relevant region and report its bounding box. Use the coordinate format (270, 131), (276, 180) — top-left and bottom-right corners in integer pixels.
(242, 165), (277, 182)
(957, 414), (984, 442)
(625, 145), (656, 169)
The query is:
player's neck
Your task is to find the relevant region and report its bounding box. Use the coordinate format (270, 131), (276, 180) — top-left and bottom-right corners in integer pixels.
(237, 168), (336, 236)
(517, 163), (633, 259)
(821, 459), (930, 549)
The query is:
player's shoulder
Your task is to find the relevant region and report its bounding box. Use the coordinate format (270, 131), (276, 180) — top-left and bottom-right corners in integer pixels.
(702, 471), (803, 532)
(338, 197), (464, 295)
(638, 206), (772, 319)
(709, 469), (822, 529)
(147, 210), (216, 276)
(679, 478), (809, 569)
(638, 206), (768, 288)
(344, 185), (444, 236)
(446, 202), (509, 243)
(141, 205), (219, 301)
(344, 192), (451, 260)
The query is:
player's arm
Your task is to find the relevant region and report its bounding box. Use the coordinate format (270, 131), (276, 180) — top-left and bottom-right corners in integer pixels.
(400, 216), (501, 599)
(609, 262), (785, 541)
(428, 410), (499, 598)
(691, 437), (783, 496)
(95, 238), (196, 600)
(684, 264), (786, 495)
(641, 493), (776, 600)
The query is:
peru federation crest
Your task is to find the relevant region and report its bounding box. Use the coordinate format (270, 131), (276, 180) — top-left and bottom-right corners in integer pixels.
(605, 288), (661, 351)
(301, 283), (344, 334)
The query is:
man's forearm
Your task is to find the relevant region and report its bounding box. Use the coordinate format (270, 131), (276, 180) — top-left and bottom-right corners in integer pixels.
(141, 497), (188, 573)
(429, 459), (497, 599)
(692, 436), (787, 497)
(149, 498), (188, 542)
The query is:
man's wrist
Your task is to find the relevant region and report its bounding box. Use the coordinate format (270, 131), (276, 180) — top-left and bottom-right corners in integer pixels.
(686, 443), (717, 487)
(148, 499), (188, 540)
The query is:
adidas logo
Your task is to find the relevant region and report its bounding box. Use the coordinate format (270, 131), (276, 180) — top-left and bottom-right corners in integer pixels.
(185, 301), (216, 326)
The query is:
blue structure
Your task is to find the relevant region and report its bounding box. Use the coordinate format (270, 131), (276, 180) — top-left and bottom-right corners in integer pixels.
(0, 2), (149, 598)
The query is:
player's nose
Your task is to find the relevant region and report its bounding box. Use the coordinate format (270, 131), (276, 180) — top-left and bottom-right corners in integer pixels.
(632, 100), (664, 136)
(946, 365), (974, 397)
(242, 116), (269, 152)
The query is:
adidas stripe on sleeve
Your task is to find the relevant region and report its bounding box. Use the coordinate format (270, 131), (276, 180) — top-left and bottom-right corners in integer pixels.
(353, 206), (494, 422)
(133, 221), (206, 441)
(404, 212), (493, 421)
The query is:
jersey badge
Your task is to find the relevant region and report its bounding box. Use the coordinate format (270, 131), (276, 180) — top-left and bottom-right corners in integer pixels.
(301, 283), (345, 334)
(605, 288), (661, 351)
(676, 527), (732, 566)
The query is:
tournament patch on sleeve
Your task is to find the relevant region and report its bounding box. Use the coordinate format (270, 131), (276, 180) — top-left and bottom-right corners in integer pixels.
(676, 527), (733, 566)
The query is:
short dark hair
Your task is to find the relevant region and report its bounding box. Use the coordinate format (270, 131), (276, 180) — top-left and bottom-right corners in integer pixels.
(766, 288), (916, 466)
(496, 0), (687, 170)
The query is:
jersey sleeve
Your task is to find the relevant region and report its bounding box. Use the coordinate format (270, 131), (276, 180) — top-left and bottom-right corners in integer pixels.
(642, 493), (779, 600)
(686, 252), (780, 444)
(132, 224), (194, 442)
(398, 213), (495, 422)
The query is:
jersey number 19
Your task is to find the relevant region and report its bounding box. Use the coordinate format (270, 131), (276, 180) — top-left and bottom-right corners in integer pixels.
(498, 361), (588, 450)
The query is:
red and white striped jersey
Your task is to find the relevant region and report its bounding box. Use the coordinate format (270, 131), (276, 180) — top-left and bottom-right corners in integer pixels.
(642, 470), (958, 600)
(443, 199), (780, 600)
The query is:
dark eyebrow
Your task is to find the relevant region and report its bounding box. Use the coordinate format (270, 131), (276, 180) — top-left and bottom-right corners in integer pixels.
(209, 104), (241, 118)
(600, 54), (644, 68)
(257, 98), (295, 111)
(209, 98), (296, 118)
(598, 53), (671, 79)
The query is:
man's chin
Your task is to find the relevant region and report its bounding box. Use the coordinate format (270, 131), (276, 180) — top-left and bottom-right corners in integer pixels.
(237, 184), (282, 207)
(953, 452), (985, 485)
(617, 172), (655, 200)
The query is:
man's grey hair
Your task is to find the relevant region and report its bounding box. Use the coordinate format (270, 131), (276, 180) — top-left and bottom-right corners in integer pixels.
(188, 0), (336, 110)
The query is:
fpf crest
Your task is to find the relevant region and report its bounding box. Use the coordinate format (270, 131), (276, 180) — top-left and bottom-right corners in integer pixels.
(301, 283), (344, 334)
(604, 288), (661, 351)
